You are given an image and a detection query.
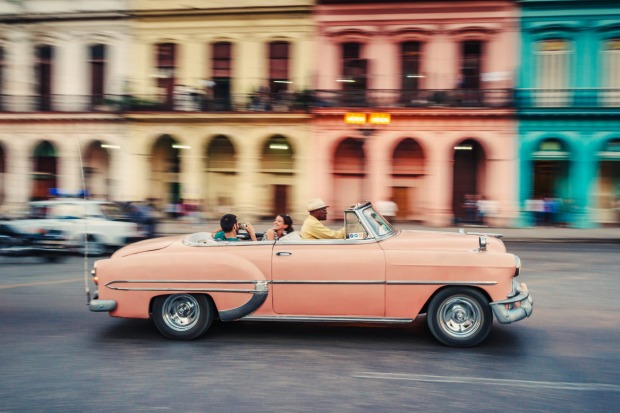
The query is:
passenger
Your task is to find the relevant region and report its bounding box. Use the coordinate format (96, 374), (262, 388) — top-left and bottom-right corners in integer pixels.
(213, 213), (257, 241)
(262, 214), (294, 241)
(299, 199), (345, 240)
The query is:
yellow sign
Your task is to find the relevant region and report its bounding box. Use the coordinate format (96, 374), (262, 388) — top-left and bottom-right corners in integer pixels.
(344, 112), (367, 125)
(368, 112), (391, 125)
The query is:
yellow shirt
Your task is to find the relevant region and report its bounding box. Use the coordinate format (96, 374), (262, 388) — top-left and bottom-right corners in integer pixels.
(299, 215), (345, 240)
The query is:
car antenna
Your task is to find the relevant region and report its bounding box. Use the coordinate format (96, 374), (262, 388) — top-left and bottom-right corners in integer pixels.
(77, 138), (91, 304)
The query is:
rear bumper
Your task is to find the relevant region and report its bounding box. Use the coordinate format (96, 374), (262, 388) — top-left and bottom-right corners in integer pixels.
(89, 299), (117, 312)
(490, 280), (533, 324)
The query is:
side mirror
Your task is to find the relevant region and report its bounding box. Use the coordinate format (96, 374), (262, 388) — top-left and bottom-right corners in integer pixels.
(479, 236), (487, 251)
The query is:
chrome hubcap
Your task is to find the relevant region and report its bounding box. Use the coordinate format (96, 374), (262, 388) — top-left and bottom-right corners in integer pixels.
(162, 294), (200, 332)
(438, 297), (482, 338)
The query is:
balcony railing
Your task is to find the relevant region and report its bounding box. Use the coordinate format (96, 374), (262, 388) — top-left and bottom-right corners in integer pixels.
(515, 88), (620, 108)
(0, 88), (522, 114)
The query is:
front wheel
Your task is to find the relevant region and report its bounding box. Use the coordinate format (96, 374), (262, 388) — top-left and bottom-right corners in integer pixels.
(152, 294), (214, 340)
(427, 287), (493, 347)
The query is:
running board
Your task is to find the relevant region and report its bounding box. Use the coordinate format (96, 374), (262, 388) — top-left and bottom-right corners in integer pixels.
(241, 315), (414, 324)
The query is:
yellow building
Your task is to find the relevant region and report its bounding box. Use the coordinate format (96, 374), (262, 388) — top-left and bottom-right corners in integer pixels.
(125, 0), (315, 220)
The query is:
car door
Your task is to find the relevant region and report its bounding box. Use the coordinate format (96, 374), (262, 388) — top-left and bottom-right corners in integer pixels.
(271, 239), (385, 317)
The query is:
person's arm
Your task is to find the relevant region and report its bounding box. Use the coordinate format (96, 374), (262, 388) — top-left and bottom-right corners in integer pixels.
(305, 220), (345, 239)
(245, 223), (257, 241)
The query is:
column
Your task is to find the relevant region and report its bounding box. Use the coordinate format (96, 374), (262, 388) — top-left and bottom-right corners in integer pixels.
(5, 27), (35, 111)
(426, 137), (453, 226)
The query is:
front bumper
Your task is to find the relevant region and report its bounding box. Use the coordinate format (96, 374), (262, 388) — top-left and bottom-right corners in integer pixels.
(490, 280), (533, 324)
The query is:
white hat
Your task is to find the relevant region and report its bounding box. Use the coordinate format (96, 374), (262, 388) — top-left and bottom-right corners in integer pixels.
(307, 198), (329, 212)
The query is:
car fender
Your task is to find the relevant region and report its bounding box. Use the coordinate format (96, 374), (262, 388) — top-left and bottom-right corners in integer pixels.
(96, 248), (270, 320)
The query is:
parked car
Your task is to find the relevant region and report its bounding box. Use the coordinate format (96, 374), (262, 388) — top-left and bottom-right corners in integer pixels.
(8, 199), (146, 256)
(0, 222), (69, 262)
(88, 202), (533, 347)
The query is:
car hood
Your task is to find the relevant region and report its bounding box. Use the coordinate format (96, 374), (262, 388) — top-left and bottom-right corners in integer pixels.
(381, 229), (507, 253)
(111, 235), (179, 257)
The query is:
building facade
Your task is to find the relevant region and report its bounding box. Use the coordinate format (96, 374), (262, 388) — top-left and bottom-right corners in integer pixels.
(0, 0), (131, 211)
(517, 0), (620, 227)
(312, 0), (519, 226)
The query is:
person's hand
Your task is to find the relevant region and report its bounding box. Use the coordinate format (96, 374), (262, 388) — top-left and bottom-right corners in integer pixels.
(245, 223), (257, 241)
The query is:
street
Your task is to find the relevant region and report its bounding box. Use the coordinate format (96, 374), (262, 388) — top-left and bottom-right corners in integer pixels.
(1, 243), (619, 412)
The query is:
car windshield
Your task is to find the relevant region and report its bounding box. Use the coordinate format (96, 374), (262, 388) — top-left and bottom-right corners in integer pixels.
(362, 207), (395, 237)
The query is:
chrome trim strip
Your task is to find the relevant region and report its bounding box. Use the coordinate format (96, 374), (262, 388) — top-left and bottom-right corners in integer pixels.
(105, 279), (264, 293)
(272, 280), (385, 285)
(242, 315), (413, 324)
(104, 279), (497, 291)
(274, 280), (497, 286)
(386, 280), (498, 286)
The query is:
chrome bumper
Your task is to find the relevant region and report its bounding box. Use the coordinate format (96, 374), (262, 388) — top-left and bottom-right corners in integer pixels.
(89, 299), (117, 312)
(490, 280), (533, 324)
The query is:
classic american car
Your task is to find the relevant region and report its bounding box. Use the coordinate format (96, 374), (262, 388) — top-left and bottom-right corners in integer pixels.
(87, 202), (533, 347)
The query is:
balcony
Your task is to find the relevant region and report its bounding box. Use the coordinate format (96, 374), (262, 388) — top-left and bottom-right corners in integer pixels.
(515, 88), (620, 109)
(0, 88), (515, 114)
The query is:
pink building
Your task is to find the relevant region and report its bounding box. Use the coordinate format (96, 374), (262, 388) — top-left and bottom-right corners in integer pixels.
(311, 0), (519, 226)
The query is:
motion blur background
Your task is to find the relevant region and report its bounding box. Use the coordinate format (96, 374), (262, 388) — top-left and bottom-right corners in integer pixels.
(0, 0), (619, 229)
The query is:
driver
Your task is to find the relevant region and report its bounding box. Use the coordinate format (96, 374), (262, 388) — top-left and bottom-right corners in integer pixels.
(299, 199), (345, 240)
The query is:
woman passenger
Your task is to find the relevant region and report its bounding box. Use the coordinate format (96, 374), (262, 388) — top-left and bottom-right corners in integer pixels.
(263, 214), (294, 241)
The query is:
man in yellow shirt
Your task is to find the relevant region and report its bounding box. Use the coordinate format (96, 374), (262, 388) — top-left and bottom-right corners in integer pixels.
(300, 198), (345, 240)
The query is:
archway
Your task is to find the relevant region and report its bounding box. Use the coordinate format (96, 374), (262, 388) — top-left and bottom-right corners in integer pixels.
(83, 141), (111, 199)
(530, 138), (570, 226)
(151, 135), (181, 213)
(595, 138), (620, 225)
(32, 141), (58, 200)
(261, 135), (295, 217)
(204, 135), (237, 216)
(332, 137), (365, 218)
(391, 138), (426, 220)
(451, 139), (486, 223)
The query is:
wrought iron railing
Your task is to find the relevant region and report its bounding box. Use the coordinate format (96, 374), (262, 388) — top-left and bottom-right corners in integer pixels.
(14, 88), (620, 113)
(515, 88), (620, 108)
(0, 89), (514, 113)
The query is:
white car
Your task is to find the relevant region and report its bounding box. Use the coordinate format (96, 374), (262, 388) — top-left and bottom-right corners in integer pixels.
(9, 199), (146, 256)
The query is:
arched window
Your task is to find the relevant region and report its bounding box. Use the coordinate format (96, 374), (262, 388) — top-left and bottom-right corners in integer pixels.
(36, 45), (54, 111)
(602, 38), (620, 106)
(536, 39), (571, 106)
(401, 41), (422, 91)
(268, 41), (290, 94)
(156, 43), (176, 108)
(89, 44), (106, 107)
(211, 42), (233, 110)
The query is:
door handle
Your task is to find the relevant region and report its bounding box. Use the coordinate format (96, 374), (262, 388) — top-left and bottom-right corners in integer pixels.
(276, 251), (292, 256)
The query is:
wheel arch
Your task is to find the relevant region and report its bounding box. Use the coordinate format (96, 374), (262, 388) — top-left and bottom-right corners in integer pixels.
(419, 284), (492, 315)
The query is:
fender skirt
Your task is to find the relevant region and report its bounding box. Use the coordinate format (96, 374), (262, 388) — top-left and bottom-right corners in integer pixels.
(218, 281), (268, 322)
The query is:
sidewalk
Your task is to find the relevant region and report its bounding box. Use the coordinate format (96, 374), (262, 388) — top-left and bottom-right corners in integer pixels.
(157, 219), (620, 244)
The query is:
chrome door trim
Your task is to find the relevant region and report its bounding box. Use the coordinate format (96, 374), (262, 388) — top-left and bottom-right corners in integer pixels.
(242, 315), (413, 324)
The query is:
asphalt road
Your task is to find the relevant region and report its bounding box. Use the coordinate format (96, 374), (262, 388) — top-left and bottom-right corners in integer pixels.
(0, 243), (619, 413)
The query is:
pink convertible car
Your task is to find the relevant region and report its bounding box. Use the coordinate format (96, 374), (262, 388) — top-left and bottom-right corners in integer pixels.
(88, 202), (532, 347)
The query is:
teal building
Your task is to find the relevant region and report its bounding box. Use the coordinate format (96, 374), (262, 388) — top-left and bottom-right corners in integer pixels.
(516, 0), (620, 227)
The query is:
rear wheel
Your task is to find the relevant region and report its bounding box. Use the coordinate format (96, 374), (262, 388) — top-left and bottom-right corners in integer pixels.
(152, 294), (214, 340)
(427, 287), (492, 347)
